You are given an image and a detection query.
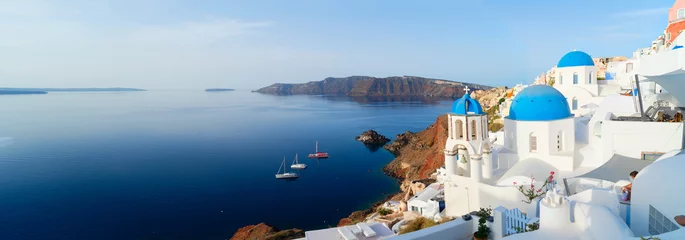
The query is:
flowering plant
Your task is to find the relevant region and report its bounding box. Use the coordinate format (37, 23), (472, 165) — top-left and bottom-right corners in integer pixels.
(514, 171), (555, 204)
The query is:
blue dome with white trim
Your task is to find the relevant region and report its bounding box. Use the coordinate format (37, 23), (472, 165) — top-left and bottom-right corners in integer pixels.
(557, 50), (595, 68)
(508, 85), (572, 121)
(451, 93), (484, 115)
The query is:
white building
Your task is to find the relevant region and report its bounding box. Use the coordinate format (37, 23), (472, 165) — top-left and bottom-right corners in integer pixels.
(432, 49), (685, 239)
(407, 183), (444, 219)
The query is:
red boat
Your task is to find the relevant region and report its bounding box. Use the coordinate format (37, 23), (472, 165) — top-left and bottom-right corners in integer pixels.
(307, 141), (329, 158)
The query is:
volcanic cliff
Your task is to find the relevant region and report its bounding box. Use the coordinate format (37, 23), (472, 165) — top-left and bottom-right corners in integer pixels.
(252, 76), (492, 97)
(229, 223), (304, 240)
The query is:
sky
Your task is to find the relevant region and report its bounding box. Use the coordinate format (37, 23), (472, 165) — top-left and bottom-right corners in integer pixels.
(0, 0), (677, 89)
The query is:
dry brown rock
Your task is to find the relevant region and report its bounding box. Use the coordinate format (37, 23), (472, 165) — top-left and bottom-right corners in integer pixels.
(229, 223), (304, 240)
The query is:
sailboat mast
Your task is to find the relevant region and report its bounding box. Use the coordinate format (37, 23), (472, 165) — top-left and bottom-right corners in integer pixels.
(315, 141), (318, 153)
(282, 157), (287, 174)
(278, 157), (284, 174)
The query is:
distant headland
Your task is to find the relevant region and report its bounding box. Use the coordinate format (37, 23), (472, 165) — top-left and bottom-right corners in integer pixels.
(0, 90), (48, 95)
(205, 88), (235, 92)
(0, 88), (146, 95)
(252, 75), (493, 98)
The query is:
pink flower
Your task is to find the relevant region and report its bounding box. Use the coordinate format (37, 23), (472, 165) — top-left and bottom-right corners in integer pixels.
(536, 189), (542, 193)
(550, 171), (555, 175)
(513, 182), (517, 185)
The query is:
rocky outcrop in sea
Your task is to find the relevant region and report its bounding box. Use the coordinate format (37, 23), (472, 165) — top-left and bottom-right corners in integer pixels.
(355, 130), (391, 146)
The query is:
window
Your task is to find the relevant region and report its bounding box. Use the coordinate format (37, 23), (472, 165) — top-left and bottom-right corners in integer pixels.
(411, 206), (419, 212)
(678, 8), (685, 19)
(572, 98), (578, 110)
(641, 152), (664, 161)
(471, 120), (477, 140)
(573, 73), (578, 84)
(557, 132), (563, 152)
(529, 133), (537, 152)
(627, 63), (634, 73)
(456, 120), (464, 139)
(588, 72), (592, 84)
(559, 75), (563, 84)
(649, 205), (680, 235)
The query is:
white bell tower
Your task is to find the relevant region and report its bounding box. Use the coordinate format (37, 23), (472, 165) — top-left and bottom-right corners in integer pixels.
(444, 86), (491, 181)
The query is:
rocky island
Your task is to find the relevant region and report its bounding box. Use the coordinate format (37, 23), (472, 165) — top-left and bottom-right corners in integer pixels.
(0, 90), (48, 95)
(205, 88), (235, 92)
(253, 76), (492, 98)
(355, 130), (391, 146)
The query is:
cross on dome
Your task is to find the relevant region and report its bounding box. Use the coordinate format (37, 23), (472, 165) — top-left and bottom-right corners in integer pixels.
(463, 86), (470, 94)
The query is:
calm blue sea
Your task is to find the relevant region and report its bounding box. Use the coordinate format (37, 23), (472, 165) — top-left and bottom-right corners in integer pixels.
(0, 90), (452, 240)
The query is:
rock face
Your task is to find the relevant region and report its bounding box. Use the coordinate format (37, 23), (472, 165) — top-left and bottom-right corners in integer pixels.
(469, 87), (508, 109)
(229, 223), (304, 240)
(383, 131), (417, 156)
(355, 130), (391, 145)
(253, 76), (492, 97)
(382, 115), (449, 181)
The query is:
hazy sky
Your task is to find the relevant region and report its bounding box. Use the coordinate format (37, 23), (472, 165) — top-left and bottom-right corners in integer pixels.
(0, 0), (675, 89)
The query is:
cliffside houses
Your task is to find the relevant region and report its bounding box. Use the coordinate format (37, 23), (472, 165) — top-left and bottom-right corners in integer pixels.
(425, 41), (685, 240)
(302, 3), (685, 239)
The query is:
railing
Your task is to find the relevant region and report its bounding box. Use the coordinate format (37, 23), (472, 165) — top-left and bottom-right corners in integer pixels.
(503, 208), (538, 236)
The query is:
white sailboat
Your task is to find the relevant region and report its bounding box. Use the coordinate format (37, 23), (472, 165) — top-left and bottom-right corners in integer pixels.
(276, 157), (299, 179)
(290, 153), (307, 169)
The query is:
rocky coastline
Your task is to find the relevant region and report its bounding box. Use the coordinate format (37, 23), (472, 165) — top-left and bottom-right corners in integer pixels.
(252, 76), (492, 98)
(229, 223), (304, 240)
(229, 86), (507, 239)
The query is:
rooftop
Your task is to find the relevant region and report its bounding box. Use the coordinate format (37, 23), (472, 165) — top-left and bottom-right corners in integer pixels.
(304, 222), (395, 240)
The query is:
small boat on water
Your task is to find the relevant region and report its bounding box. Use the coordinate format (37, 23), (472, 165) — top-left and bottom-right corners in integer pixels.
(307, 141), (329, 158)
(276, 157), (299, 179)
(290, 153), (307, 169)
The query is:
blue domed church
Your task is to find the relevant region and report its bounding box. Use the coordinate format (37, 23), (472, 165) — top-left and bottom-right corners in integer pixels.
(500, 84), (577, 172)
(553, 50), (601, 116)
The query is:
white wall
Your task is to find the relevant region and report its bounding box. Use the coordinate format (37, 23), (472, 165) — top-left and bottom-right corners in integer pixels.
(556, 87), (600, 116)
(640, 48), (685, 106)
(600, 121), (684, 160)
(556, 65), (599, 96)
(573, 202), (635, 239)
(390, 218), (473, 240)
(444, 175), (530, 217)
(501, 118), (575, 171)
(607, 59), (640, 88)
(631, 154), (685, 236)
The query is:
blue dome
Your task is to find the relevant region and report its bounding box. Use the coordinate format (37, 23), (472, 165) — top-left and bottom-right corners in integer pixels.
(451, 93), (484, 115)
(557, 51), (595, 68)
(508, 85), (572, 121)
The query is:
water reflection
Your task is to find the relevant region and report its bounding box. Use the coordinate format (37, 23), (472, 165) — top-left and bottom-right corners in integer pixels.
(320, 95), (457, 105)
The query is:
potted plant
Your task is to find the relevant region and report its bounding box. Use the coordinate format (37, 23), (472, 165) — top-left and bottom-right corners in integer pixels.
(473, 207), (492, 240)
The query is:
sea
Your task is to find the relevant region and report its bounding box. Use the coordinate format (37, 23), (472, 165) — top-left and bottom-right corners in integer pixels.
(0, 90), (454, 240)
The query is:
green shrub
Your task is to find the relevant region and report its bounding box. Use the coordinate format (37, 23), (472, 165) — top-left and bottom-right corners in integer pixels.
(474, 208), (492, 239)
(377, 208), (393, 216)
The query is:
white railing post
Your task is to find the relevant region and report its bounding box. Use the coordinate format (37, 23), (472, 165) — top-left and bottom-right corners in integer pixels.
(493, 206), (507, 239)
